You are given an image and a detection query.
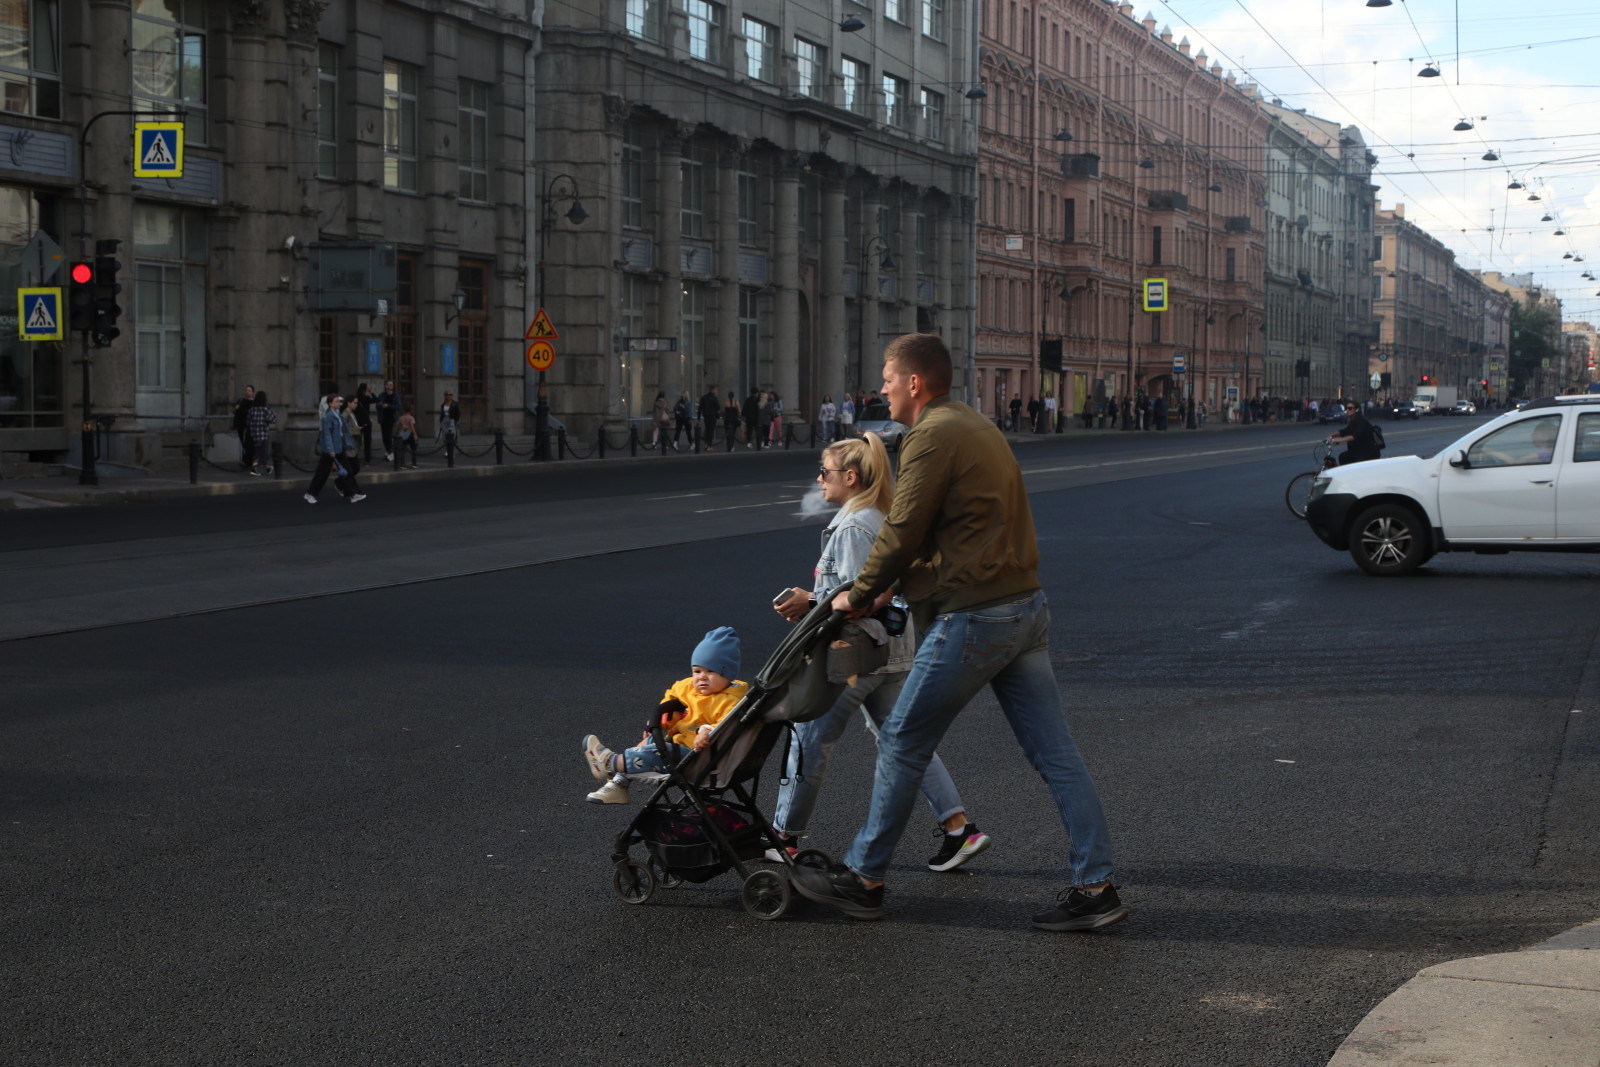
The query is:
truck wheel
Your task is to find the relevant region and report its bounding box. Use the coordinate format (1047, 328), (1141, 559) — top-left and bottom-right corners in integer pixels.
(1349, 503), (1430, 576)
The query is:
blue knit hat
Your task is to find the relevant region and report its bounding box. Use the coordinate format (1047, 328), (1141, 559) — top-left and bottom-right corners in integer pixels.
(691, 626), (741, 680)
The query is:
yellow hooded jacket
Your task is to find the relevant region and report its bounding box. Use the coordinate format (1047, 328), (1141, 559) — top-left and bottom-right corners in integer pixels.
(660, 676), (749, 748)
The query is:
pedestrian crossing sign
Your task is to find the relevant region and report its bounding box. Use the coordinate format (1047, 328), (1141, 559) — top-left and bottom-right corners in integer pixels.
(133, 122), (184, 178)
(17, 287), (63, 341)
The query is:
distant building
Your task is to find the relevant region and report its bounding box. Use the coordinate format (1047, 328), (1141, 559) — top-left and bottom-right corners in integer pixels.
(537, 0), (980, 433)
(1260, 102), (1377, 402)
(975, 2), (1267, 424)
(1373, 203), (1459, 397)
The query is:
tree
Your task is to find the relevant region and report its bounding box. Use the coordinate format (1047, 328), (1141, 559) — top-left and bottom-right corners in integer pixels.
(1509, 302), (1560, 395)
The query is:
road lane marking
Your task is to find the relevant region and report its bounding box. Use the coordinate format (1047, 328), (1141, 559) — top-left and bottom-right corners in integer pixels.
(694, 498), (800, 513)
(649, 492), (706, 500)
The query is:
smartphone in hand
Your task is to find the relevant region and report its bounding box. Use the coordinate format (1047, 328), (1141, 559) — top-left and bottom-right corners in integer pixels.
(773, 587), (799, 608)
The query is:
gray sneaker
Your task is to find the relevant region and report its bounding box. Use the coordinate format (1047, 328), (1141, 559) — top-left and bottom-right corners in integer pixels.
(586, 779), (629, 805)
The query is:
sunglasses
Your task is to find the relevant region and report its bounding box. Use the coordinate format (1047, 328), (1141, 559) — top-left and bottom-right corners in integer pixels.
(818, 466), (849, 477)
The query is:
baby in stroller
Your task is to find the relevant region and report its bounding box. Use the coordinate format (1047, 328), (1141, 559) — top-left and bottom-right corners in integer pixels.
(583, 626), (749, 804)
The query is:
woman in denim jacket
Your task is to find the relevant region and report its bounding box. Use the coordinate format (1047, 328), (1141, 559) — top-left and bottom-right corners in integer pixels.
(768, 432), (993, 872)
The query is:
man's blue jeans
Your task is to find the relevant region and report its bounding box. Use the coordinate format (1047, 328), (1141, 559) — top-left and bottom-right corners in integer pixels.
(843, 590), (1115, 887)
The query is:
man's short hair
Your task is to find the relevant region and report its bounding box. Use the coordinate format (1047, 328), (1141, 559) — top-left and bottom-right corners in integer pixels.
(883, 333), (953, 393)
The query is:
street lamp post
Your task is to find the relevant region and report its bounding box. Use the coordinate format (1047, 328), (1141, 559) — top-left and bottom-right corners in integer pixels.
(855, 234), (895, 392)
(536, 173), (587, 461)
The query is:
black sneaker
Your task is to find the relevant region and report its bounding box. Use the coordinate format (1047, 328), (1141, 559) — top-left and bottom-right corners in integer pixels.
(791, 862), (885, 921)
(1031, 885), (1129, 932)
(927, 823), (993, 872)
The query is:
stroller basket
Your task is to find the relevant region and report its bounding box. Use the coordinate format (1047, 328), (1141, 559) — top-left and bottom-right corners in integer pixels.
(637, 806), (765, 883)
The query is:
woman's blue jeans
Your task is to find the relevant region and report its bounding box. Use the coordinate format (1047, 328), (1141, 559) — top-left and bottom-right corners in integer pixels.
(842, 590), (1115, 887)
(773, 672), (965, 837)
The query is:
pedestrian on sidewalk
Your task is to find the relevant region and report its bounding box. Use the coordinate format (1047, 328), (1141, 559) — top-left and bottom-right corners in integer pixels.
(818, 394), (837, 443)
(395, 406), (420, 467)
(742, 389), (761, 447)
(700, 385), (720, 451)
(839, 393), (855, 439)
(672, 392), (693, 451)
(351, 382), (374, 462)
(341, 394), (363, 478)
(768, 432), (994, 871)
(723, 390), (741, 450)
(790, 332), (1125, 930)
(1009, 395), (1023, 432)
(1082, 396), (1094, 429)
(651, 391), (670, 450)
(232, 385), (255, 470)
(246, 391), (276, 476)
(375, 380), (401, 460)
(765, 392), (783, 444)
(304, 394), (365, 504)
(438, 390), (460, 462)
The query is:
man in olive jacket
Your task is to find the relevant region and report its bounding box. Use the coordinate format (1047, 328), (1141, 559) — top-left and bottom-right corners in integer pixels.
(791, 332), (1127, 932)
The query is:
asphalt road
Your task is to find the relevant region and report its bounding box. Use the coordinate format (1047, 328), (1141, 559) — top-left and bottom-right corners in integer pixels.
(4, 417), (1597, 1066)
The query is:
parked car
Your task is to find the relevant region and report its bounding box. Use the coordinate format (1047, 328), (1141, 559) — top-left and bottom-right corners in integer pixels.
(1452, 399), (1477, 416)
(851, 418), (910, 451)
(1304, 395), (1600, 575)
(1390, 401), (1422, 420)
(1317, 407), (1348, 425)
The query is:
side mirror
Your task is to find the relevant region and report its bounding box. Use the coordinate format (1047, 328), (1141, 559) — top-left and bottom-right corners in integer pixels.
(1448, 449), (1471, 469)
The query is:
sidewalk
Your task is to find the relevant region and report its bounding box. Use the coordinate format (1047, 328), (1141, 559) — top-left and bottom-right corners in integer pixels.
(0, 414), (1290, 511)
(1329, 919), (1600, 1066)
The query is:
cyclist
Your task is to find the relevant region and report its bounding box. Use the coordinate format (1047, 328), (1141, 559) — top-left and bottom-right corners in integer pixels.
(1327, 401), (1381, 465)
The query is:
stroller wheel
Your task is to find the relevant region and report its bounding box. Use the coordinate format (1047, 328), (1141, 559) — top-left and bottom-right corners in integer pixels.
(613, 859), (656, 905)
(649, 857), (682, 889)
(793, 848), (832, 870)
(741, 869), (791, 920)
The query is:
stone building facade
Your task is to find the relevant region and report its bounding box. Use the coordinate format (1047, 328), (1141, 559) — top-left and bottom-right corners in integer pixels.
(974, 1), (1267, 424)
(536, 0), (979, 434)
(3, 0), (537, 469)
(1373, 203), (1457, 398)
(1260, 102), (1376, 403)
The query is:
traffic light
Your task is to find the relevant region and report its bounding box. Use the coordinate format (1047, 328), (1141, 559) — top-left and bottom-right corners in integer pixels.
(90, 238), (122, 347)
(1480, 379), (1489, 388)
(68, 260), (94, 329)
(1420, 374), (1431, 384)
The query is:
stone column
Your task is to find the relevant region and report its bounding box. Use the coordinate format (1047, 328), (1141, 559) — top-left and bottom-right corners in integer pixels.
(773, 155), (801, 416)
(934, 206), (953, 337)
(859, 177), (882, 388)
(423, 16), (460, 424)
(819, 172), (848, 408)
(898, 184), (921, 335)
(655, 122), (687, 395)
(716, 139), (743, 393)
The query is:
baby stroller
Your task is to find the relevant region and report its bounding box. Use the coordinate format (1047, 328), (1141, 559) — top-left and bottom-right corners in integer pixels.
(608, 593), (902, 920)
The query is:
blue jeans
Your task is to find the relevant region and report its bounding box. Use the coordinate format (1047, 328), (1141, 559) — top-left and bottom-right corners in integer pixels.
(773, 672), (965, 837)
(843, 590), (1115, 886)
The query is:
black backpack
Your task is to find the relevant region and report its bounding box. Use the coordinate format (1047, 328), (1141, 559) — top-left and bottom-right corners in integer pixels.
(1369, 422), (1386, 451)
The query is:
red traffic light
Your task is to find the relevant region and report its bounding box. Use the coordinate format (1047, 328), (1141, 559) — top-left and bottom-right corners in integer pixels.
(70, 261), (93, 285)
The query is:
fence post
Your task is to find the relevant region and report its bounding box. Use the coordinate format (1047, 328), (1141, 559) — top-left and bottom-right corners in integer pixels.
(599, 427), (606, 460)
(630, 425), (639, 457)
(188, 439), (200, 484)
(271, 441), (283, 479)
(494, 429), (504, 465)
(445, 434), (455, 468)
(558, 427), (567, 460)
(394, 442), (402, 470)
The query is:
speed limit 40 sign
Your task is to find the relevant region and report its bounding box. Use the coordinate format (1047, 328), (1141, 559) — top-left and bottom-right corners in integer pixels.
(526, 340), (555, 371)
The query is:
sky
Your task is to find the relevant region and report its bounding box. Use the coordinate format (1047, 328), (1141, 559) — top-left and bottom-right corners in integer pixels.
(1160, 0), (1600, 323)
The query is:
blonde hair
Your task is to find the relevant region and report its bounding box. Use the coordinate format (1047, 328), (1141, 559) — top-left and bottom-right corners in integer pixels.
(824, 434), (894, 515)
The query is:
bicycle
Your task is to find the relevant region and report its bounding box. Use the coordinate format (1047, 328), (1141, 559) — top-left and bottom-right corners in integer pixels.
(1285, 440), (1338, 519)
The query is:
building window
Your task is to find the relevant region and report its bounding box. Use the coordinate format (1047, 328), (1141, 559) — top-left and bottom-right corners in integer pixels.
(885, 0), (905, 24)
(1226, 246), (1237, 282)
(739, 287), (762, 389)
(680, 149), (705, 238)
(915, 212), (928, 274)
(842, 57), (867, 116)
(1063, 197), (1075, 242)
(621, 274), (650, 340)
(0, 0), (61, 117)
(622, 122), (644, 230)
(921, 0), (945, 40)
(685, 0), (723, 64)
(738, 171), (759, 245)
(626, 0), (661, 41)
(316, 43), (338, 178)
(316, 315), (338, 399)
(458, 80), (489, 202)
(131, 204), (207, 403)
(383, 252), (418, 402)
(383, 60), (419, 192)
(682, 281), (707, 366)
(132, 0), (206, 141)
(883, 73), (909, 129)
(1152, 226), (1162, 266)
(920, 88), (943, 140)
(742, 17), (774, 82)
(794, 38), (824, 98)
(457, 259), (488, 427)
